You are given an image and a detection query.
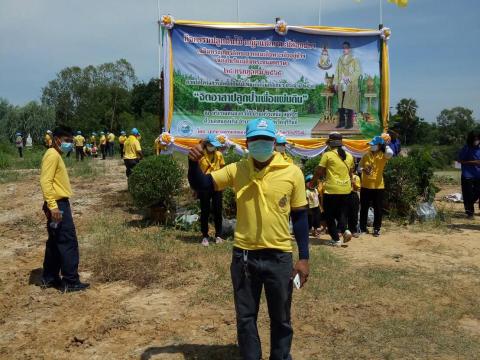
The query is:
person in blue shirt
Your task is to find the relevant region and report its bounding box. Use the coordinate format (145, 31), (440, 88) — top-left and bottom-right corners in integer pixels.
(388, 130), (401, 157)
(457, 131), (480, 219)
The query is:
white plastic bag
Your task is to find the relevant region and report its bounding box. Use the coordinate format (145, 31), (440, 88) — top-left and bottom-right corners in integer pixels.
(416, 202), (437, 221)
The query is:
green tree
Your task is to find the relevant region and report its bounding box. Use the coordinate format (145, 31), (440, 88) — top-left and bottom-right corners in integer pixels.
(390, 98), (419, 145)
(436, 107), (477, 145)
(131, 78), (162, 118)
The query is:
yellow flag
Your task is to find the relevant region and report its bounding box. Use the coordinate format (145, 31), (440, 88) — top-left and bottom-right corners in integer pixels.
(388, 0), (408, 7)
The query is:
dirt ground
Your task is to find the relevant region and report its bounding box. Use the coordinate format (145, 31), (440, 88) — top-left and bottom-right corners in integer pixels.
(0, 159), (479, 360)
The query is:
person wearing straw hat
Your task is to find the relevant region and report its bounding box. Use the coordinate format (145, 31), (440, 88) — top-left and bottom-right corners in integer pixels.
(359, 135), (394, 236)
(197, 134), (226, 246)
(313, 132), (354, 246)
(188, 118), (310, 360)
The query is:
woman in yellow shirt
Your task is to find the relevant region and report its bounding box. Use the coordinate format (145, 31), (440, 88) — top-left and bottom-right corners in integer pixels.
(197, 134), (225, 246)
(118, 131), (127, 158)
(314, 132), (354, 246)
(359, 136), (394, 237)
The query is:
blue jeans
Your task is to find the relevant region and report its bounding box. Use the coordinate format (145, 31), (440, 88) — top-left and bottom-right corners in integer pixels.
(231, 248), (293, 360)
(42, 199), (80, 284)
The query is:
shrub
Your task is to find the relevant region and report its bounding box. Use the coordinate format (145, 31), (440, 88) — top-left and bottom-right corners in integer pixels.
(303, 155), (321, 177)
(384, 149), (439, 219)
(223, 147), (243, 165)
(128, 155), (184, 211)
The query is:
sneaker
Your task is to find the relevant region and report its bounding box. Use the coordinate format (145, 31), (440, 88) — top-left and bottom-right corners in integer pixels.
(62, 281), (90, 293)
(373, 229), (381, 237)
(201, 237), (209, 247)
(215, 236), (224, 244)
(343, 230), (352, 243)
(329, 240), (343, 247)
(40, 278), (62, 290)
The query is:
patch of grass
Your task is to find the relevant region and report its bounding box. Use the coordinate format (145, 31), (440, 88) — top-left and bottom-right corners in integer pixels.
(0, 170), (21, 184)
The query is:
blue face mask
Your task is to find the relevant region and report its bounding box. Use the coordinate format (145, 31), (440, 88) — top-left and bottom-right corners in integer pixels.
(248, 140), (275, 162)
(60, 142), (73, 153)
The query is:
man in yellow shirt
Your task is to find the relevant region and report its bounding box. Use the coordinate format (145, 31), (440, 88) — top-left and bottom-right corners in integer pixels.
(99, 131), (107, 160)
(123, 128), (143, 177)
(188, 118), (310, 360)
(39, 126), (89, 293)
(275, 134), (293, 163)
(118, 131), (127, 158)
(197, 134), (226, 246)
(90, 132), (97, 147)
(73, 131), (85, 161)
(107, 131), (115, 157)
(314, 132), (354, 246)
(359, 136), (394, 237)
(44, 130), (53, 148)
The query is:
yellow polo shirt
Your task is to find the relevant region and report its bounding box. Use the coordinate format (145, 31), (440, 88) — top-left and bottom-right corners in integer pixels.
(319, 149), (354, 195)
(40, 148), (72, 210)
(352, 174), (361, 192)
(211, 153), (307, 252)
(123, 135), (141, 160)
(199, 150), (225, 174)
(90, 135), (97, 144)
(360, 151), (390, 189)
(99, 135), (106, 145)
(73, 135), (85, 147)
(107, 133), (115, 142)
(118, 135), (127, 144)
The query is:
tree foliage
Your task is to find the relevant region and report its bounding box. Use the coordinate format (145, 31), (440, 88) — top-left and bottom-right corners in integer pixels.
(436, 107), (477, 145)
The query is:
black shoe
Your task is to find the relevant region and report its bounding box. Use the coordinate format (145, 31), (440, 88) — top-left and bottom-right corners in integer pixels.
(345, 124), (353, 129)
(62, 281), (90, 293)
(373, 229), (380, 237)
(40, 278), (62, 289)
(335, 123), (345, 129)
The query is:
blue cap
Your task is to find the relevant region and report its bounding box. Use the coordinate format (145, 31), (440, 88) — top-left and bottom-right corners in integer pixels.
(206, 134), (222, 147)
(246, 118), (276, 139)
(131, 128), (140, 136)
(276, 134), (287, 144)
(92, 132), (97, 135)
(15, 132), (21, 136)
(369, 136), (385, 146)
(77, 130), (81, 135)
(100, 131), (104, 135)
(121, 130), (126, 135)
(305, 174), (313, 182)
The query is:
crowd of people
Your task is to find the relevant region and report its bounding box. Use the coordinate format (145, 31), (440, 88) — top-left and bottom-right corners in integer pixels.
(192, 126), (395, 249)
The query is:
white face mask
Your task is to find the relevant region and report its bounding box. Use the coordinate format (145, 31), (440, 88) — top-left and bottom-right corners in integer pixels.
(206, 145), (216, 153)
(275, 145), (286, 153)
(370, 145), (379, 152)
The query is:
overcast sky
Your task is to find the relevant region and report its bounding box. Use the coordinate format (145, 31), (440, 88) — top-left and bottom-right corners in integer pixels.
(0, 0), (479, 121)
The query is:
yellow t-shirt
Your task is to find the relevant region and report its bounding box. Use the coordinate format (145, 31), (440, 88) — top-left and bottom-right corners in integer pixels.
(73, 135), (85, 147)
(360, 151), (390, 189)
(118, 135), (127, 144)
(211, 153), (307, 252)
(99, 135), (107, 145)
(90, 136), (97, 145)
(352, 174), (361, 192)
(319, 149), (354, 195)
(123, 135), (142, 160)
(107, 133), (115, 142)
(199, 150), (225, 174)
(45, 134), (52, 147)
(40, 148), (72, 210)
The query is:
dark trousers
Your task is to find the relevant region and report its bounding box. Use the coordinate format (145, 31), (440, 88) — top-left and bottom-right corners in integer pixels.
(119, 144), (124, 158)
(347, 192), (360, 233)
(231, 248), (293, 360)
(100, 144), (106, 159)
(75, 146), (84, 161)
(461, 177), (480, 216)
(360, 188), (384, 231)
(17, 147), (23, 158)
(323, 193), (349, 241)
(107, 142), (114, 157)
(338, 107), (354, 129)
(124, 159), (139, 177)
(42, 199), (80, 284)
(199, 190), (223, 238)
(308, 207), (321, 230)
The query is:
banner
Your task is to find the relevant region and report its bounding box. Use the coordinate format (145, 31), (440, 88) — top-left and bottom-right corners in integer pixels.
(163, 20), (387, 139)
